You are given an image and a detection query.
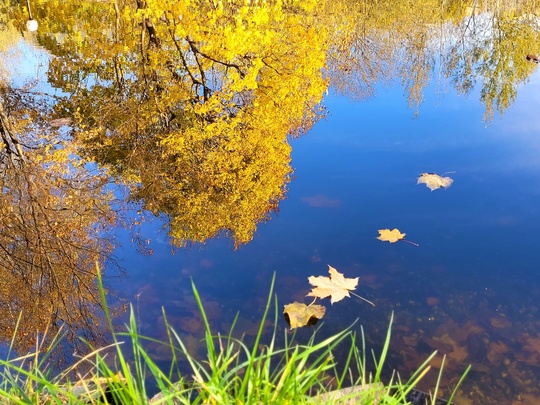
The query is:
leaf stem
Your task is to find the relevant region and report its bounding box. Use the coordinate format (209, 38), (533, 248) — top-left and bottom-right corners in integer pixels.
(350, 292), (375, 307)
(401, 239), (419, 247)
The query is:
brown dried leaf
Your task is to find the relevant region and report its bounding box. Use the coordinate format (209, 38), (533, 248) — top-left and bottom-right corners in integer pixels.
(283, 302), (326, 329)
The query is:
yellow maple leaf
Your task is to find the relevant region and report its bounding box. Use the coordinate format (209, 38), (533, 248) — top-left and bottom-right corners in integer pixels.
(417, 173), (453, 191)
(377, 228), (405, 243)
(307, 265), (359, 304)
(283, 302), (326, 329)
(377, 228), (419, 246)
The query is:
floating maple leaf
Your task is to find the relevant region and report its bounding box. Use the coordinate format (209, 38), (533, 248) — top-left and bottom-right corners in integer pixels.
(283, 302), (326, 329)
(377, 228), (405, 243)
(283, 266), (374, 329)
(307, 265), (359, 304)
(306, 266), (375, 306)
(377, 228), (418, 246)
(417, 172), (453, 191)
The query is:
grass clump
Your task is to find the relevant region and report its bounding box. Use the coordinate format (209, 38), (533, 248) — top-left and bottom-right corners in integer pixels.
(0, 268), (470, 404)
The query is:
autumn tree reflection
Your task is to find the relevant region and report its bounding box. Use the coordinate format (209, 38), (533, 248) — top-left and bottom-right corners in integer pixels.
(1, 0), (540, 358)
(24, 0), (329, 248)
(443, 4), (540, 121)
(3, 0), (539, 255)
(328, 0), (540, 121)
(326, 0), (469, 109)
(4, 0), (537, 257)
(0, 86), (117, 353)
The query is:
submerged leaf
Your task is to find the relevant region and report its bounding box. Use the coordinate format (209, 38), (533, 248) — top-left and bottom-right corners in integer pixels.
(307, 265), (359, 304)
(283, 302), (326, 329)
(377, 228), (405, 243)
(417, 172), (453, 191)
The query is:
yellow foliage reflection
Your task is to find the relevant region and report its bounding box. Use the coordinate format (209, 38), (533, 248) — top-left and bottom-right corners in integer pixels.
(3, 0), (540, 252)
(0, 90), (116, 353)
(24, 0), (329, 247)
(1, 0), (540, 363)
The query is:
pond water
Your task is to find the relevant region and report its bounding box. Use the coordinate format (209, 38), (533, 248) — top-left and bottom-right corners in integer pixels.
(3, 2), (540, 404)
(109, 75), (540, 404)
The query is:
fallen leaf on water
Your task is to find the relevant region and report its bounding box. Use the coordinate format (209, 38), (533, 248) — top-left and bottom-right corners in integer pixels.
(283, 302), (326, 329)
(377, 228), (419, 246)
(307, 265), (359, 304)
(417, 172), (453, 191)
(283, 266), (374, 328)
(377, 228), (405, 243)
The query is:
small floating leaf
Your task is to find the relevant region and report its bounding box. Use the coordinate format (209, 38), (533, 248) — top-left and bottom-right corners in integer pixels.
(377, 228), (418, 246)
(283, 302), (326, 329)
(417, 172), (453, 191)
(377, 228), (406, 243)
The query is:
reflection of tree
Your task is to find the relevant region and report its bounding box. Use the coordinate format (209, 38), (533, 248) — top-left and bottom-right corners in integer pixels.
(2, 0), (538, 259)
(0, 87), (116, 353)
(444, 8), (540, 121)
(328, 0), (540, 121)
(0, 0), (538, 358)
(0, 11), (24, 84)
(326, 0), (467, 109)
(5, 0), (536, 255)
(28, 0), (329, 248)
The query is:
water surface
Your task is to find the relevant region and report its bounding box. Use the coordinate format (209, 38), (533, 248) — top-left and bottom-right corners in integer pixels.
(110, 73), (540, 403)
(3, 2), (540, 403)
